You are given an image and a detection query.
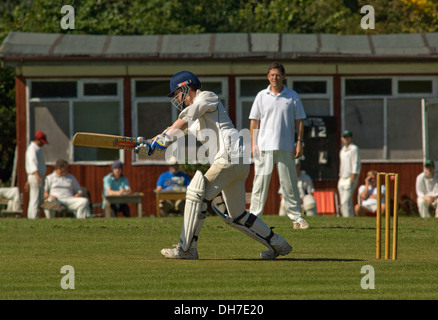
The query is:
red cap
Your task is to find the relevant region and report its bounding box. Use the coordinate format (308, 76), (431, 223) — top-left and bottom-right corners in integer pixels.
(35, 131), (48, 144)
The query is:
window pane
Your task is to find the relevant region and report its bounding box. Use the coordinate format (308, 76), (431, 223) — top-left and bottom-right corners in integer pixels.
(293, 81), (327, 94)
(241, 101), (253, 130)
(425, 99), (438, 161)
(387, 98), (422, 160)
(398, 80), (432, 94)
(84, 83), (118, 96)
(345, 79), (391, 96)
(240, 80), (268, 96)
(344, 99), (384, 159)
(220, 99), (227, 110)
(29, 101), (70, 162)
(136, 81), (169, 97)
(73, 101), (120, 161)
(302, 99), (330, 116)
(137, 102), (172, 138)
(31, 81), (77, 98)
(202, 82), (222, 95)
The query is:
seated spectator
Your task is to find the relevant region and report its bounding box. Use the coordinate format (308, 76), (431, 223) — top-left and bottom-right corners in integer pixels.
(103, 160), (132, 217)
(279, 159), (317, 216)
(43, 159), (90, 219)
(0, 187), (22, 212)
(354, 170), (385, 217)
(416, 160), (438, 218)
(156, 159), (191, 217)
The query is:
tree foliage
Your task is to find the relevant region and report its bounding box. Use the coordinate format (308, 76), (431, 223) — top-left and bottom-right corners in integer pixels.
(0, 0), (437, 182)
(0, 67), (16, 183)
(1, 0), (436, 39)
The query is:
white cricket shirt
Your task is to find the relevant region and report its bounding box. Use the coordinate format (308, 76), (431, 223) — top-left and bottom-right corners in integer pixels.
(416, 172), (438, 197)
(44, 172), (82, 200)
(179, 90), (245, 164)
(339, 143), (361, 178)
(25, 141), (46, 177)
(249, 85), (306, 152)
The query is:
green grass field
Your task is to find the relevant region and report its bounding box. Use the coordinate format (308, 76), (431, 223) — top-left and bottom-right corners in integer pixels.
(0, 215), (437, 300)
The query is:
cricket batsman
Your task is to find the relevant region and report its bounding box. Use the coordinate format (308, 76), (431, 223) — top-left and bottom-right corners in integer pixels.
(135, 71), (292, 260)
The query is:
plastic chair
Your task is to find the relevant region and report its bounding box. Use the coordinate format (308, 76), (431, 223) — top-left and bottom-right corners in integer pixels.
(313, 190), (340, 216)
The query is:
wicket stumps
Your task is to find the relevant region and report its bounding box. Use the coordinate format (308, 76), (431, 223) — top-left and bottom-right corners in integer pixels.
(376, 172), (399, 260)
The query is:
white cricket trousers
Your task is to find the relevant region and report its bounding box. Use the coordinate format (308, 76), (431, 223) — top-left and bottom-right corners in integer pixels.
(204, 163), (249, 219)
(417, 197), (438, 218)
(250, 150), (302, 221)
(337, 177), (358, 218)
(27, 174), (44, 219)
(44, 197), (91, 219)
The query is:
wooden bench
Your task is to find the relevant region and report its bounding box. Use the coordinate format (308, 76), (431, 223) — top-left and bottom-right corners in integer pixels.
(154, 190), (186, 217)
(104, 192), (144, 217)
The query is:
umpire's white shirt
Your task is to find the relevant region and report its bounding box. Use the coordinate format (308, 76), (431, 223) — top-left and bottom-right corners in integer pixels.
(249, 85), (306, 152)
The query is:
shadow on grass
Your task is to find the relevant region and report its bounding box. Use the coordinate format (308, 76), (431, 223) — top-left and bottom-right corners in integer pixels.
(311, 226), (375, 230)
(203, 258), (364, 262)
(280, 257), (364, 262)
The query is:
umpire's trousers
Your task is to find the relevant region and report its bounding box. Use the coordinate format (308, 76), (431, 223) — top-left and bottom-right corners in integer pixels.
(250, 150), (302, 221)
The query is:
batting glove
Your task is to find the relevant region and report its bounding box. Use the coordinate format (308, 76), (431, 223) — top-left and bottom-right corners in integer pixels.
(148, 133), (173, 156)
(134, 137), (151, 158)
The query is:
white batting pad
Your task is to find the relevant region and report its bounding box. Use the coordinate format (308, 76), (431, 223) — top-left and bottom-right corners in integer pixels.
(212, 196), (275, 250)
(180, 171), (206, 251)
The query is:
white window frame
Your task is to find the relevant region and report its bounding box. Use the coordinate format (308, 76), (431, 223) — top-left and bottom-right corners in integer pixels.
(288, 76), (334, 115)
(80, 79), (120, 98)
(235, 76), (266, 130)
(342, 76), (393, 98)
(27, 78), (124, 165)
(393, 76), (436, 97)
(199, 76), (228, 110)
(342, 76), (438, 163)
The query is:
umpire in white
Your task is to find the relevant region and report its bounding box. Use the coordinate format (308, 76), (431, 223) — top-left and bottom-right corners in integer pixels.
(135, 71), (292, 260)
(248, 62), (309, 229)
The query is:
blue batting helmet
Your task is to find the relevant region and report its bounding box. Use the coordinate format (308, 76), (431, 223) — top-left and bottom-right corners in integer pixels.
(167, 71), (201, 97)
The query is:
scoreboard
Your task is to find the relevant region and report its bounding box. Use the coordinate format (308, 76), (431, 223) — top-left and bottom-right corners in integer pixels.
(299, 116), (338, 181)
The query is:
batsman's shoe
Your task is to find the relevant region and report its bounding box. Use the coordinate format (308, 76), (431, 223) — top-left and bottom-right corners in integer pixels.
(293, 217), (310, 229)
(260, 234), (292, 260)
(161, 244), (199, 260)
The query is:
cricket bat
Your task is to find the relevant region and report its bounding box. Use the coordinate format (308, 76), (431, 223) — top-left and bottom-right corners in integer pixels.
(72, 132), (139, 150)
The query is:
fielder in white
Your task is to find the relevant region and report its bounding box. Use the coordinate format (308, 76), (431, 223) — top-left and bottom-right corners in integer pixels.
(135, 71), (292, 260)
(416, 160), (438, 218)
(249, 62), (309, 229)
(337, 130), (361, 217)
(44, 159), (90, 219)
(25, 131), (48, 219)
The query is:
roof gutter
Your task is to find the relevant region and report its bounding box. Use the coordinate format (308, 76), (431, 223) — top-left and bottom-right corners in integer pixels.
(2, 54), (438, 67)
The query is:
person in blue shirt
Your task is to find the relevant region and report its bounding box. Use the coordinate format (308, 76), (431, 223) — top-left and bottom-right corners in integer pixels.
(156, 160), (191, 217)
(103, 160), (132, 217)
